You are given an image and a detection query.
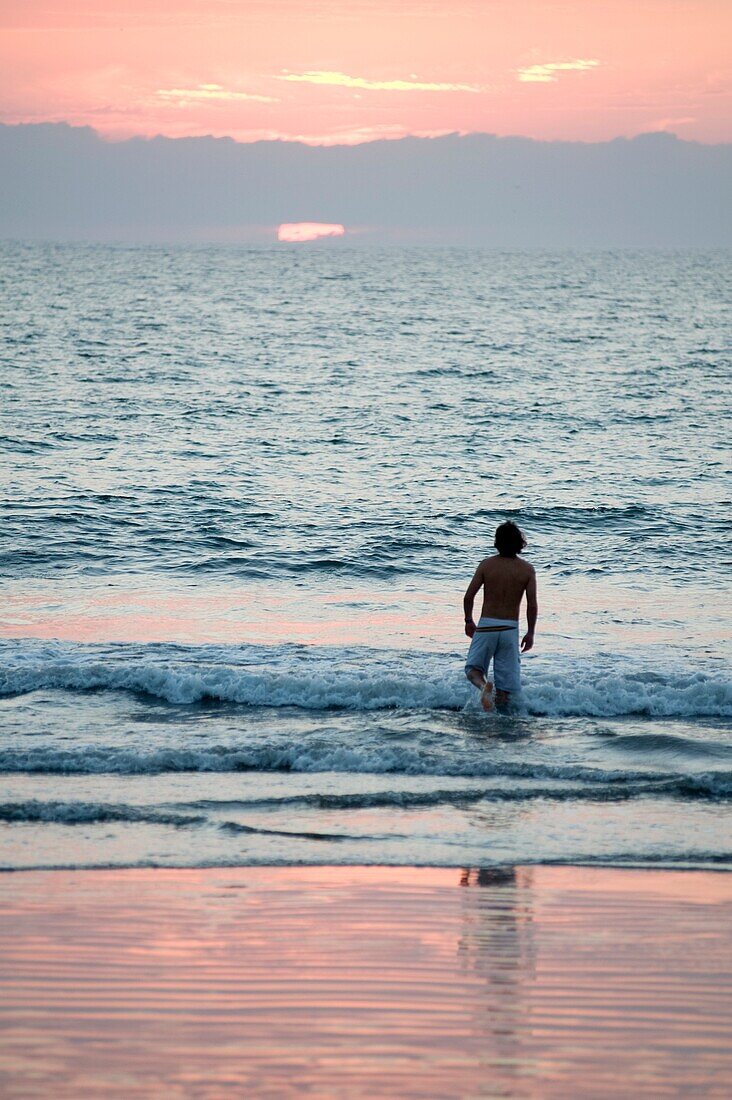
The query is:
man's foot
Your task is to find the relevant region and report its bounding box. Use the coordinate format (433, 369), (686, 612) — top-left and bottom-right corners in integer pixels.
(466, 669), (494, 711)
(480, 680), (494, 712)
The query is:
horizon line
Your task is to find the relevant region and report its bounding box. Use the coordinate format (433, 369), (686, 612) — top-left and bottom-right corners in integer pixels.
(2, 119), (729, 149)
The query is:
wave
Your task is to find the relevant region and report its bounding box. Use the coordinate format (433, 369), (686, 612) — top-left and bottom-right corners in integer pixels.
(1, 639), (730, 719)
(3, 502), (724, 583)
(0, 800), (350, 840)
(3, 851), (730, 873)
(0, 744), (729, 799)
(183, 775), (732, 810)
(600, 730), (732, 760)
(469, 503), (652, 528)
(0, 800), (203, 827)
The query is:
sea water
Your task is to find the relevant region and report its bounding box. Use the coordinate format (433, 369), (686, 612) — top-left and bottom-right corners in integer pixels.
(1, 243), (730, 870)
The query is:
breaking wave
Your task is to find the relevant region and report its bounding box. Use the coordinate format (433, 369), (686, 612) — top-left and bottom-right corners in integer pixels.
(1, 639), (730, 719)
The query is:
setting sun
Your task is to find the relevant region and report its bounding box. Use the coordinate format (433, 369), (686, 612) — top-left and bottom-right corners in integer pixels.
(277, 222), (346, 242)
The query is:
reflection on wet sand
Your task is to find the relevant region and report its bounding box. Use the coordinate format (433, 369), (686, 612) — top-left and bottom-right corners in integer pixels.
(458, 866), (537, 1094)
(0, 866), (730, 1098)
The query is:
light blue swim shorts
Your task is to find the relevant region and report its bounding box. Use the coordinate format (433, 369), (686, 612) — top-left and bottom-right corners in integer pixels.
(465, 617), (521, 693)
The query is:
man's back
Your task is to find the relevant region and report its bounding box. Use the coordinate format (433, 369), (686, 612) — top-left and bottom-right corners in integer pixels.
(477, 554), (535, 621)
(463, 522), (538, 707)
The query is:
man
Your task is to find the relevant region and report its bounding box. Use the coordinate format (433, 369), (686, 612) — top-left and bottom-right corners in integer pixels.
(463, 521), (537, 710)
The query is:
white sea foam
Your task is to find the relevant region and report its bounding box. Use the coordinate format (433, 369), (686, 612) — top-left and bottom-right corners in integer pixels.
(1, 640), (730, 718)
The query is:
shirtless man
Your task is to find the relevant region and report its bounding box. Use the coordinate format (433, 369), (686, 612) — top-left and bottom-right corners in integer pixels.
(463, 521), (537, 710)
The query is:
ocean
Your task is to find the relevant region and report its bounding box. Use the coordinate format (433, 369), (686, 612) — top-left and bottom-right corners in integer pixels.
(1, 242), (730, 871)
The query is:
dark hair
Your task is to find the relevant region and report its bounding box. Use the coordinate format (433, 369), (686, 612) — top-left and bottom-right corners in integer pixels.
(494, 521), (527, 557)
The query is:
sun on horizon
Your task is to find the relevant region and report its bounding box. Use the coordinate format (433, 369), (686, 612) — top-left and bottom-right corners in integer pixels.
(277, 223), (346, 242)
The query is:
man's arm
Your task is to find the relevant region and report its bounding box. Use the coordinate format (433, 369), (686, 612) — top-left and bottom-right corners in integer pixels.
(463, 563), (484, 638)
(521, 568), (538, 652)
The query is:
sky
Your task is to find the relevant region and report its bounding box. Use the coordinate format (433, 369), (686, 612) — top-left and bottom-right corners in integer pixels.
(1, 0), (730, 145)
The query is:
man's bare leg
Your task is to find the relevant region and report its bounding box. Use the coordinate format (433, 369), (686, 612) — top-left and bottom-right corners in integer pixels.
(466, 667), (494, 711)
(495, 689), (510, 708)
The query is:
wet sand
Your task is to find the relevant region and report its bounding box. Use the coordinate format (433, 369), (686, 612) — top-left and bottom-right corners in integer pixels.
(0, 866), (730, 1098)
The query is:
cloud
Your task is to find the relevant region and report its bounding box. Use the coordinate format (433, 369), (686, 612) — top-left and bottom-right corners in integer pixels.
(277, 71), (480, 93)
(277, 222), (345, 242)
(3, 126), (729, 248)
(517, 60), (600, 83)
(650, 116), (696, 131)
(157, 84), (277, 104)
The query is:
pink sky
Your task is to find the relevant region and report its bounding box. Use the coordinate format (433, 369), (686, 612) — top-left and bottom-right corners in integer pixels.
(1, 0), (730, 144)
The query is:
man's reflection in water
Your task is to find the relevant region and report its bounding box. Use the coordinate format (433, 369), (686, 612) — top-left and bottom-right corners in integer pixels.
(460, 867), (518, 888)
(458, 866), (537, 1089)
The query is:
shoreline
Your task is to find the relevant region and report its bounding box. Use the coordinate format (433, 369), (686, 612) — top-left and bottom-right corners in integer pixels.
(1, 859), (730, 874)
(1, 864), (730, 1097)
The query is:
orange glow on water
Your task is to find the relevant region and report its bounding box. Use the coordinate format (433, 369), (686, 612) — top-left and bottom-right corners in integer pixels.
(0, 585), (457, 648)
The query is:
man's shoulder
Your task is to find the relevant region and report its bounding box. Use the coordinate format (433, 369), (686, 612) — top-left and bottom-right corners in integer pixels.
(518, 559), (536, 582)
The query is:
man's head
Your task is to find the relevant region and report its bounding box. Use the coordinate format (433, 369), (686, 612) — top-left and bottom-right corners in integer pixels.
(494, 521), (527, 558)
